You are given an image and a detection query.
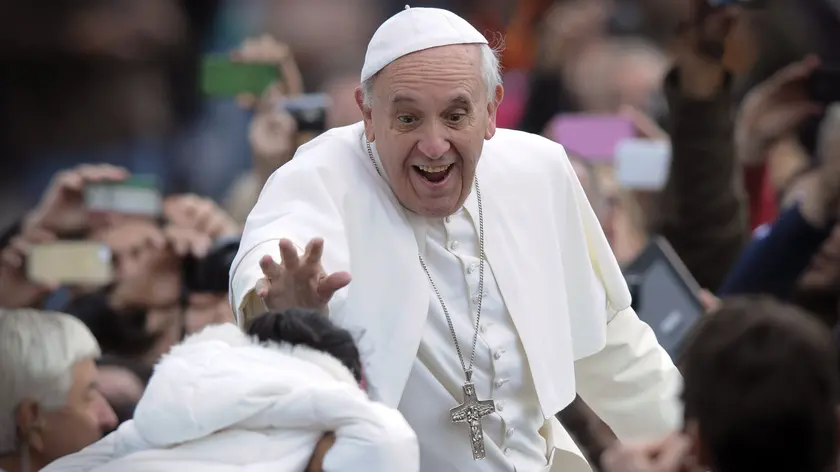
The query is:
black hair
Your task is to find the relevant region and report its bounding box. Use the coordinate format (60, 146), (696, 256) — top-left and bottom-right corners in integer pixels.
(62, 287), (165, 359)
(245, 309), (364, 385)
(680, 296), (839, 472)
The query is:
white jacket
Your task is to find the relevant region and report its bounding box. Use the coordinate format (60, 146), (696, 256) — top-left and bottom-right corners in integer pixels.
(43, 324), (419, 472)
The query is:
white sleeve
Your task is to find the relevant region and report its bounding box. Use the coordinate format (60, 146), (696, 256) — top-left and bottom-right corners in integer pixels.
(228, 157), (351, 325)
(573, 307), (683, 441)
(322, 401), (419, 472)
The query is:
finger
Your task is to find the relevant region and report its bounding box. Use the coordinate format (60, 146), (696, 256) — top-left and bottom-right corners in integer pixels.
(304, 238), (325, 267)
(651, 435), (692, 471)
(259, 255), (282, 279)
(278, 239), (301, 271)
(55, 169), (85, 192)
(237, 93), (259, 109)
(317, 271), (352, 300)
(190, 234), (212, 258)
(620, 105), (669, 140)
(255, 278), (272, 299)
(1, 247), (23, 268)
(24, 226), (58, 244)
(768, 102), (823, 135)
(765, 55), (820, 92)
(76, 164), (129, 183)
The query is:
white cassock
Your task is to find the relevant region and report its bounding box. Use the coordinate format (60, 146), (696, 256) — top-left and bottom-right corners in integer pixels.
(229, 122), (682, 472)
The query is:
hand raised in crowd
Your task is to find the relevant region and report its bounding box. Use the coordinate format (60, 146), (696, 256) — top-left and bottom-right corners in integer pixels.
(162, 225), (213, 258)
(800, 103), (840, 227)
(539, 0), (610, 72)
(24, 164), (129, 235)
(601, 434), (697, 472)
(163, 194), (241, 239)
(0, 226), (58, 308)
(231, 35), (304, 107)
(256, 238), (351, 314)
(24, 164), (129, 236)
(674, 0), (739, 99)
(735, 56), (822, 166)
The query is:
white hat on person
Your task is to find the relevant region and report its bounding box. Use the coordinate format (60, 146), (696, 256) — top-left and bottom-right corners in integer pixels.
(360, 5), (488, 83)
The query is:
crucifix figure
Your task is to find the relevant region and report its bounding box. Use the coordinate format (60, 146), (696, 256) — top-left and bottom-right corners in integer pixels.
(450, 380), (496, 460)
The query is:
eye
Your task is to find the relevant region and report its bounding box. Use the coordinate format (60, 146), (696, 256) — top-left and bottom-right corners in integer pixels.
(397, 115), (415, 124)
(448, 113), (467, 123)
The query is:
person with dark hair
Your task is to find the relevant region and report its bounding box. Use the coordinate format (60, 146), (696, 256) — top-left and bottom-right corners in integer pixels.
(601, 296), (840, 472)
(42, 310), (418, 472)
(246, 308), (365, 386)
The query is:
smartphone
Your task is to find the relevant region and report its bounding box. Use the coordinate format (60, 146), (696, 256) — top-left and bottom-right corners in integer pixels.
(27, 242), (114, 286)
(623, 236), (705, 361)
(808, 66), (840, 105)
(201, 55), (279, 97)
(548, 114), (635, 163)
(84, 175), (162, 216)
(614, 138), (672, 191)
(279, 94), (332, 132)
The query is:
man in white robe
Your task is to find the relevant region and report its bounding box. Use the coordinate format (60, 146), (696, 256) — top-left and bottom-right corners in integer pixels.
(229, 6), (682, 472)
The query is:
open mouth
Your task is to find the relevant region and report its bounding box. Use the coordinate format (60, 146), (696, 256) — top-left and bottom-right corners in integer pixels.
(413, 164), (453, 183)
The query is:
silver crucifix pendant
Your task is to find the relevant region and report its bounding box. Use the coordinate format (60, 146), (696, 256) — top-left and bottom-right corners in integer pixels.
(450, 380), (496, 460)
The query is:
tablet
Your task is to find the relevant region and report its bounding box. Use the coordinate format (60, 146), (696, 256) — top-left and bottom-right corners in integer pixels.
(623, 236), (705, 360)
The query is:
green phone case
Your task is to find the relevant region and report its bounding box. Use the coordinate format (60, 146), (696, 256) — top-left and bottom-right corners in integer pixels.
(201, 55), (279, 97)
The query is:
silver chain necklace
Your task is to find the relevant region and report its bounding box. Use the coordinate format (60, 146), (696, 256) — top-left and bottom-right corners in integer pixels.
(365, 139), (495, 460)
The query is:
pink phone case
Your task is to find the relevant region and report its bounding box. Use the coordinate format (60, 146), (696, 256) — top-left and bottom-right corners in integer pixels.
(548, 114), (636, 163)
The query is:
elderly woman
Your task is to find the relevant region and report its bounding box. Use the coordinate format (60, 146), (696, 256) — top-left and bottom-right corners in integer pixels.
(43, 309), (418, 471)
(0, 309), (118, 472)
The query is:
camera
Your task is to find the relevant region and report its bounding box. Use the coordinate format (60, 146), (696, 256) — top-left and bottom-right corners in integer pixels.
(280, 94), (331, 133)
(182, 236), (240, 293)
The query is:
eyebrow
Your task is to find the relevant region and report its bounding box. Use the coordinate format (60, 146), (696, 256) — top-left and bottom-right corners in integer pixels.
(389, 94), (474, 106)
(448, 95), (472, 108)
(390, 94), (416, 105)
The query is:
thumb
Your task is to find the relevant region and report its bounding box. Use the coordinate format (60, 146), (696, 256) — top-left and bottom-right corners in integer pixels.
(317, 271), (352, 300)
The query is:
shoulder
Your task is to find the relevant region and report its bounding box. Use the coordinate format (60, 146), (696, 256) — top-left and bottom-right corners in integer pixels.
(481, 128), (574, 180)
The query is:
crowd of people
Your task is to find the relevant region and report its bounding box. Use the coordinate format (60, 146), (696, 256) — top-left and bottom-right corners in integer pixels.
(2, 0), (840, 471)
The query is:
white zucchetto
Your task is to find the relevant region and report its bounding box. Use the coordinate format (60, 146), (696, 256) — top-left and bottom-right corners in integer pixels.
(360, 5), (488, 83)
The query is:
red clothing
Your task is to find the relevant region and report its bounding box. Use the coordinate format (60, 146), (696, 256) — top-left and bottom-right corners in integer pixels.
(744, 164), (777, 230)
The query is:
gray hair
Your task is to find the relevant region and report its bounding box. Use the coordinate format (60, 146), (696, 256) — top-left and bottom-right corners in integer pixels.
(0, 309), (100, 454)
(361, 43), (503, 107)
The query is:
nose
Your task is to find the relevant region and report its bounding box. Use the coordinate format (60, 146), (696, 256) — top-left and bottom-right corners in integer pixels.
(416, 123), (451, 159)
(94, 390), (119, 431)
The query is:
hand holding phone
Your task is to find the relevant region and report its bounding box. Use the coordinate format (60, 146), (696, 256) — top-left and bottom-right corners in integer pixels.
(26, 164), (129, 236)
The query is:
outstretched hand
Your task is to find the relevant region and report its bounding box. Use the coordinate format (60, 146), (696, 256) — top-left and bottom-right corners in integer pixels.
(255, 238), (351, 313)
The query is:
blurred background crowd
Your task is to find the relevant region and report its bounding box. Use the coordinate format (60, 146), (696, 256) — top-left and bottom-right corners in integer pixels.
(3, 0), (840, 471)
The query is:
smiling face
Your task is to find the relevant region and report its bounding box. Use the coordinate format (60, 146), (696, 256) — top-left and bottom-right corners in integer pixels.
(357, 44), (503, 218)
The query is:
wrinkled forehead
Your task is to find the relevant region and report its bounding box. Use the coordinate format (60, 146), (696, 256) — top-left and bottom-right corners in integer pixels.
(376, 44), (484, 103)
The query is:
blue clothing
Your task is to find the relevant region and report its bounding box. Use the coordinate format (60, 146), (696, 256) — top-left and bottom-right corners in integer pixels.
(718, 205), (833, 299)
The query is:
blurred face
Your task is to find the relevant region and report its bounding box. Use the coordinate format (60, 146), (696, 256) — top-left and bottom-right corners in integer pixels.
(357, 45), (503, 217)
(29, 359), (117, 464)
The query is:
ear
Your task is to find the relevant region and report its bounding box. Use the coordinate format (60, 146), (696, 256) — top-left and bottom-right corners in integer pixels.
(484, 84), (504, 140)
(354, 86), (375, 142)
(15, 399), (45, 452)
